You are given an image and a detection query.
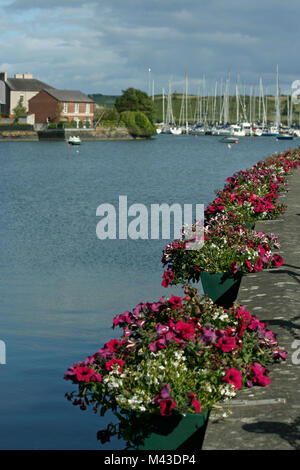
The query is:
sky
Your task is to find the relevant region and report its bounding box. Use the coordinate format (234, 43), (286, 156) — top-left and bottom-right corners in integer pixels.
(1, 0), (300, 96)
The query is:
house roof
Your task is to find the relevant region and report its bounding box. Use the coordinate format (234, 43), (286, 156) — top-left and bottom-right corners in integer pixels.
(45, 89), (94, 103)
(6, 78), (53, 92)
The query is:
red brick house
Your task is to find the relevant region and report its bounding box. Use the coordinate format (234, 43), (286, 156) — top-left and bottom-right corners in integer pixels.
(28, 88), (95, 127)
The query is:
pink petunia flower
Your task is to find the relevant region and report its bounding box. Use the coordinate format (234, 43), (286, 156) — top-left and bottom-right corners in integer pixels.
(222, 368), (242, 390)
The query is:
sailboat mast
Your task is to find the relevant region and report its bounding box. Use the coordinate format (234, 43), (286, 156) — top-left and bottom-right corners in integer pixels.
(236, 76), (239, 123)
(185, 72), (188, 134)
(162, 88), (165, 124)
(275, 64), (281, 129)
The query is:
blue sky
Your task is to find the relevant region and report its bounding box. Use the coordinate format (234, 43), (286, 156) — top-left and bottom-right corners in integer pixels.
(1, 0), (300, 96)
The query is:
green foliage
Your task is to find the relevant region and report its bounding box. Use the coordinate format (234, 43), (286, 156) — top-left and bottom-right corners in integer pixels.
(53, 102), (63, 123)
(120, 110), (156, 138)
(70, 120), (78, 128)
(13, 98), (27, 123)
(115, 88), (154, 122)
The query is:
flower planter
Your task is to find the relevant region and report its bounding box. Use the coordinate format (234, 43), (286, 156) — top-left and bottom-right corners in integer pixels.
(200, 271), (242, 308)
(135, 410), (210, 450)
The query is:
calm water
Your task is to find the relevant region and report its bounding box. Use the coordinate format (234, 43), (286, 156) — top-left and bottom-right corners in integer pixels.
(0, 135), (299, 449)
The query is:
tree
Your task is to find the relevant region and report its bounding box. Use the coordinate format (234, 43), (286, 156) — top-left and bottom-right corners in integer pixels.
(13, 98), (27, 123)
(53, 102), (63, 123)
(115, 88), (154, 122)
(120, 110), (156, 138)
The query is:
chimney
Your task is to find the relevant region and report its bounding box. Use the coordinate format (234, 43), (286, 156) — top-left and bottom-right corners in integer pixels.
(0, 72), (7, 82)
(23, 73), (33, 79)
(14, 73), (23, 78)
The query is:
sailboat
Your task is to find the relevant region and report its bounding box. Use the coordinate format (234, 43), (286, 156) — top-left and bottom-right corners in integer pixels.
(262, 66), (280, 136)
(178, 73), (189, 134)
(162, 80), (181, 134)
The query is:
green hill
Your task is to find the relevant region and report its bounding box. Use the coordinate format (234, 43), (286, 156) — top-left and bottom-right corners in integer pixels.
(88, 94), (118, 109)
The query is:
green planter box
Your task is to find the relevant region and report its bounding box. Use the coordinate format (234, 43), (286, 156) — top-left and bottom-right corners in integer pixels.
(136, 410), (209, 450)
(200, 271), (242, 308)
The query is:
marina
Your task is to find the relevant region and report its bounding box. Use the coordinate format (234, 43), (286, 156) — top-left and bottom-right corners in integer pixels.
(155, 66), (300, 141)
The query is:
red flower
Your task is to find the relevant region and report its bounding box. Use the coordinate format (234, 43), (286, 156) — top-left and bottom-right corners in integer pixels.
(168, 295), (183, 310)
(69, 365), (102, 384)
(159, 399), (176, 416)
(187, 393), (201, 413)
(175, 320), (195, 341)
(254, 258), (263, 272)
(216, 336), (237, 352)
(161, 269), (175, 288)
(105, 358), (125, 373)
(223, 368), (242, 389)
(74, 366), (95, 383)
(273, 254), (283, 267)
(250, 362), (271, 387)
(244, 259), (253, 272)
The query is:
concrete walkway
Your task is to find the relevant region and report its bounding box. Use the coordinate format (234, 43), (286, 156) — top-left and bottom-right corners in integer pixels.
(202, 168), (300, 450)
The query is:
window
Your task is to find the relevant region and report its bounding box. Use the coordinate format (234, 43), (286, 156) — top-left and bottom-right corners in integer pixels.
(19, 94), (24, 103)
(74, 103), (79, 113)
(85, 103), (90, 114)
(63, 102), (68, 113)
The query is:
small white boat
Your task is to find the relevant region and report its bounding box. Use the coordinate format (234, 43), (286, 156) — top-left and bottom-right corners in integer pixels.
(68, 136), (81, 145)
(276, 133), (294, 140)
(241, 122), (252, 135)
(293, 129), (300, 137)
(220, 136), (239, 143)
(253, 127), (263, 137)
(170, 126), (182, 135)
(230, 124), (246, 137)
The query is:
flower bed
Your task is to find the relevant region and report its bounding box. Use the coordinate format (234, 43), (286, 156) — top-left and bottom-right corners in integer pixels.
(65, 287), (286, 447)
(162, 223), (283, 286)
(205, 150), (300, 225)
(161, 149), (300, 287)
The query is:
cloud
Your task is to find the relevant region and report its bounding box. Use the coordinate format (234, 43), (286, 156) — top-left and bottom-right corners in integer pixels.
(2, 0), (300, 95)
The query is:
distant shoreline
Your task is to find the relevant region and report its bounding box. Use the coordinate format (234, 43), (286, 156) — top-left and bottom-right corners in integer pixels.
(0, 127), (150, 142)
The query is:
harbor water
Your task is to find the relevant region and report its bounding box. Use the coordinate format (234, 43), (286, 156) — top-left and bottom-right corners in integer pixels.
(0, 135), (299, 449)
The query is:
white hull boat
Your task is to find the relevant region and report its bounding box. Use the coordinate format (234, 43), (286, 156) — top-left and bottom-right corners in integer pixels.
(170, 126), (182, 135)
(68, 136), (81, 145)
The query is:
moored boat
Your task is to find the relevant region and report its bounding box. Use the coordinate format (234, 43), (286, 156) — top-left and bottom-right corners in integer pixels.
(276, 133), (294, 140)
(68, 136), (81, 145)
(220, 136), (239, 143)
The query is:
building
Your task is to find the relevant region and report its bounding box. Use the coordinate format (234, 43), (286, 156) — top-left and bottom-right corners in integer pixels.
(28, 88), (95, 127)
(0, 72), (54, 117)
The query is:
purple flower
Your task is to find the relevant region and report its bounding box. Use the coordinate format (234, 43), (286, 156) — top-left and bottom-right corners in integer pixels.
(154, 383), (171, 403)
(201, 326), (217, 345)
(230, 261), (239, 274)
(149, 337), (166, 352)
(155, 323), (170, 335)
